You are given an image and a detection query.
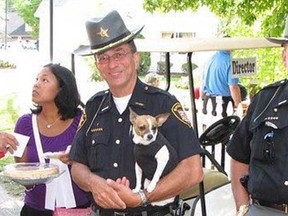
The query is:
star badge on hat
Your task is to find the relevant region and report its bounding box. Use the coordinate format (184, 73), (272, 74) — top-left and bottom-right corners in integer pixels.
(74, 10), (144, 56)
(97, 27), (109, 39)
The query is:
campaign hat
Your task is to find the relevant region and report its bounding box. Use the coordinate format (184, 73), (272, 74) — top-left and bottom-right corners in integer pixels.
(74, 10), (144, 56)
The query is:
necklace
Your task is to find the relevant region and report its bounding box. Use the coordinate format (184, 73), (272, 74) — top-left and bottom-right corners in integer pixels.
(42, 113), (61, 129)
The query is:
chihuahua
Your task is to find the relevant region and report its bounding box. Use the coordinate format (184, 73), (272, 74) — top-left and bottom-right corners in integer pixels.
(129, 107), (178, 206)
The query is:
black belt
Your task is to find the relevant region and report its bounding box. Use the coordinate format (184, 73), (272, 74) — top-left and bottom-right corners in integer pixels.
(92, 205), (172, 216)
(253, 199), (288, 213)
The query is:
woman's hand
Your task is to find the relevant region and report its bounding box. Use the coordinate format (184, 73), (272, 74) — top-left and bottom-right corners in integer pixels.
(59, 152), (72, 165)
(0, 132), (18, 155)
(59, 145), (72, 165)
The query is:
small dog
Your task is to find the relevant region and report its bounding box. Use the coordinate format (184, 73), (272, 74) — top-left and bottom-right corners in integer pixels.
(129, 107), (178, 206)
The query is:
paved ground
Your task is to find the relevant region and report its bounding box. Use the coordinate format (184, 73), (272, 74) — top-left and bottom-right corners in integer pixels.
(0, 184), (23, 216)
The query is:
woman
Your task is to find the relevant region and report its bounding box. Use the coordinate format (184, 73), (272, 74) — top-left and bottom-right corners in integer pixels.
(14, 63), (90, 216)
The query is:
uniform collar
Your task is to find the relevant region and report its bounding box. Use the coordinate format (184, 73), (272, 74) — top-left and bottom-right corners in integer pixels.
(97, 79), (148, 114)
(251, 80), (288, 130)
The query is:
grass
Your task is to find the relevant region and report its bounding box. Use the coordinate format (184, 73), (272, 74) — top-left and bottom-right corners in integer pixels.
(0, 155), (25, 199)
(0, 93), (20, 131)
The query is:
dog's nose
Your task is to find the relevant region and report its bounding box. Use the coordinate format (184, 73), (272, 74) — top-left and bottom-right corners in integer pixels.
(147, 134), (153, 140)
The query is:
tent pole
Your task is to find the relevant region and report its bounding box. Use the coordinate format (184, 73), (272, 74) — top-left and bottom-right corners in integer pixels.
(49, 0), (53, 62)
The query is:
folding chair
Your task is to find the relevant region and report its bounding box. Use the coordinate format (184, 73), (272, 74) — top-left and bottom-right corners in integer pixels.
(200, 115), (240, 171)
(179, 115), (240, 216)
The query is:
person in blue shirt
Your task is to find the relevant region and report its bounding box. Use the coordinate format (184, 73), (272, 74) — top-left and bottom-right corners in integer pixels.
(202, 50), (242, 117)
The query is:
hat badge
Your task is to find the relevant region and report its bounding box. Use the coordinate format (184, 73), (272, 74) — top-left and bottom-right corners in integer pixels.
(97, 27), (109, 39)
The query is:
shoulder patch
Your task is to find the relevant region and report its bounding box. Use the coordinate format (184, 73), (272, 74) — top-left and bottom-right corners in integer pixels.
(171, 102), (192, 127)
(77, 111), (87, 131)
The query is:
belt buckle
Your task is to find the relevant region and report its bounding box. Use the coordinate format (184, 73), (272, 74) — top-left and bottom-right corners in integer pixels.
(114, 212), (127, 216)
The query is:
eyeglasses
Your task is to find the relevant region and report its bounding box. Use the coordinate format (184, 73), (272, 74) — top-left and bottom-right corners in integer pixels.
(96, 50), (131, 64)
(263, 130), (275, 164)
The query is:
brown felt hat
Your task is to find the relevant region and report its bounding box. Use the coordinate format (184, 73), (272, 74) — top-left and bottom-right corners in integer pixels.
(74, 10), (144, 56)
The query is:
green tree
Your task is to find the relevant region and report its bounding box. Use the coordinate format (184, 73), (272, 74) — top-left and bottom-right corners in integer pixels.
(13, 0), (41, 38)
(143, 0), (288, 98)
(143, 0), (288, 37)
(231, 22), (285, 98)
(137, 34), (151, 76)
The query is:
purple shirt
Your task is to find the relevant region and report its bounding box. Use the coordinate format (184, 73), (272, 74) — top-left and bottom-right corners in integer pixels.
(14, 110), (89, 211)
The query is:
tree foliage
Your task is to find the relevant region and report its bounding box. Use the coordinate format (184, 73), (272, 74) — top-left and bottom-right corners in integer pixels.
(143, 0), (288, 37)
(143, 0), (288, 97)
(137, 34), (151, 76)
(13, 0), (41, 38)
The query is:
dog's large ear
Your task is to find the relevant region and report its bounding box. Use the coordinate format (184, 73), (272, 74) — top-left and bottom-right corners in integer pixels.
(129, 107), (137, 124)
(156, 113), (170, 127)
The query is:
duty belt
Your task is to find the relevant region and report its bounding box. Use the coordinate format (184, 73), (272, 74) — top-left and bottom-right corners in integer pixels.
(253, 199), (288, 214)
(92, 205), (172, 216)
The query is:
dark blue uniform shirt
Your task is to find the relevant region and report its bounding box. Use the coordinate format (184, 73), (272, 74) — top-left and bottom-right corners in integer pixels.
(70, 79), (202, 211)
(227, 79), (288, 204)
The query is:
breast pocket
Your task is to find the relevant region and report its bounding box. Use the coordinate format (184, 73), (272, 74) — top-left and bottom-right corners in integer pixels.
(250, 118), (288, 164)
(89, 131), (110, 171)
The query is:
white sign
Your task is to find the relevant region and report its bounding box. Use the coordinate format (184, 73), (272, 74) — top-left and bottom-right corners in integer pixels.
(231, 57), (257, 78)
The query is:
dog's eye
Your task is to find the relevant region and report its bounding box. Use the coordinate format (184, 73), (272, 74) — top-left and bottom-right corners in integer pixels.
(151, 126), (157, 131)
(139, 126), (146, 131)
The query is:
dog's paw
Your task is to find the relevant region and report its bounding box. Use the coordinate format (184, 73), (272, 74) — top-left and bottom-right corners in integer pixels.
(147, 183), (156, 192)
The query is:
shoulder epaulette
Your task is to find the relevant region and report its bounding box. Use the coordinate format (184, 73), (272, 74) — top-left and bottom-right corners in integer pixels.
(262, 79), (287, 90)
(143, 84), (171, 96)
(87, 89), (109, 102)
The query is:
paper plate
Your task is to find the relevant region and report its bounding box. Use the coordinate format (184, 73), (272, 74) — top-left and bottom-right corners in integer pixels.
(43, 151), (66, 159)
(2, 162), (61, 186)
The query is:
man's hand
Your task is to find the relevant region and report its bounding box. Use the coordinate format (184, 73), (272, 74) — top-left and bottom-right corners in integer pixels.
(107, 177), (141, 208)
(89, 174), (127, 209)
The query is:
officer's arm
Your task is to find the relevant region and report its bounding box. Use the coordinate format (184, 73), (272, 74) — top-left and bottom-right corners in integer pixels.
(146, 154), (203, 203)
(71, 161), (126, 209)
(230, 158), (249, 211)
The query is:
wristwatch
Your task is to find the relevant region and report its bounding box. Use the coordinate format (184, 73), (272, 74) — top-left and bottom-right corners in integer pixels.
(138, 189), (149, 207)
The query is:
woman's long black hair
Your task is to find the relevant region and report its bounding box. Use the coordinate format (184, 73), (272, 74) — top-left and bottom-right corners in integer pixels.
(31, 63), (81, 120)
